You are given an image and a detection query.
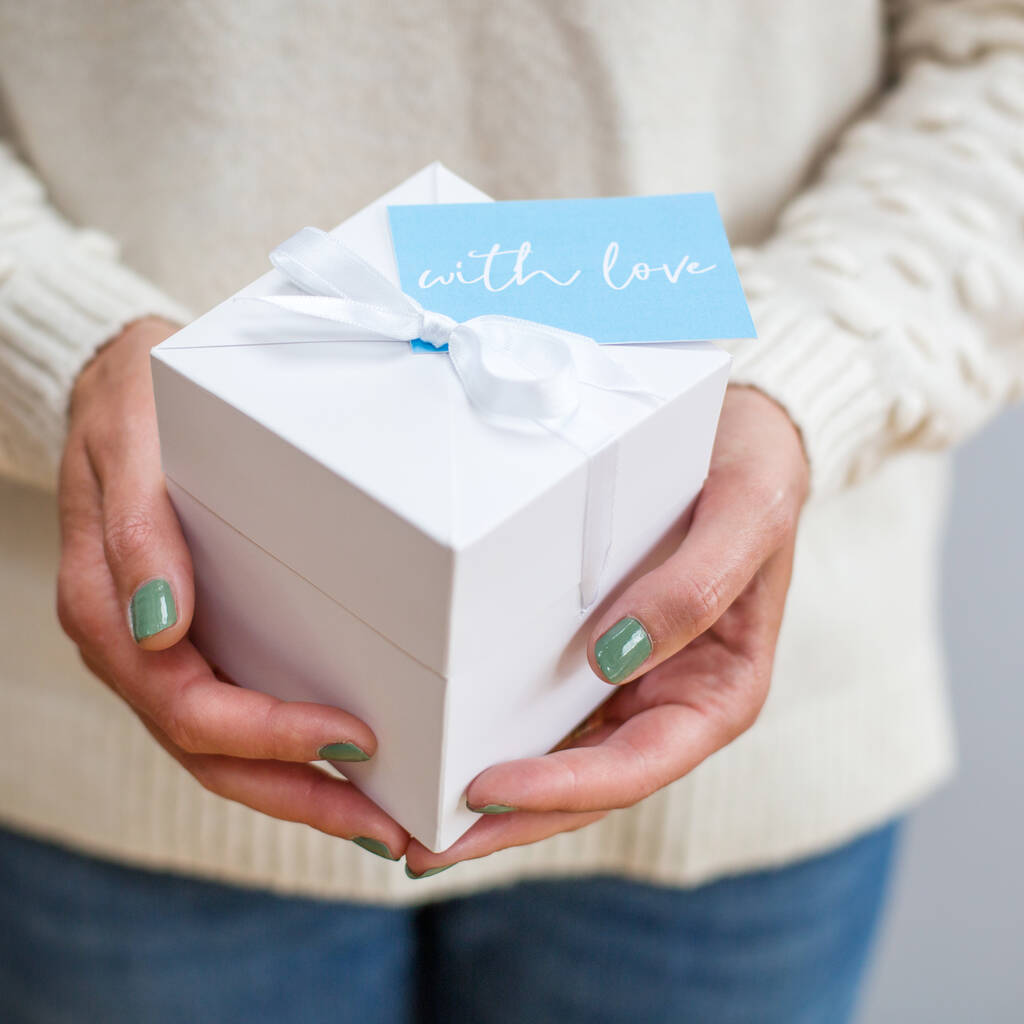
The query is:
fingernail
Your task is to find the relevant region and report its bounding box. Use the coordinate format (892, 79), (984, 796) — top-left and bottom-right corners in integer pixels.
(318, 742), (371, 762)
(130, 578), (177, 642)
(594, 616), (652, 684)
(467, 802), (516, 815)
(405, 863), (453, 880)
(352, 836), (397, 860)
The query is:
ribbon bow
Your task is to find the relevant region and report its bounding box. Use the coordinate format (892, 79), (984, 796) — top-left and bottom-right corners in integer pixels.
(249, 226), (662, 608)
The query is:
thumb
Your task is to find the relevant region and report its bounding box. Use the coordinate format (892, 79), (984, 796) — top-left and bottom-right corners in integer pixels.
(80, 331), (195, 651)
(71, 317), (194, 652)
(100, 460), (195, 651)
(588, 470), (792, 685)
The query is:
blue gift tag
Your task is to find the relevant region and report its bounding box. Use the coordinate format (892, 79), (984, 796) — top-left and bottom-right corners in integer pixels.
(387, 194), (754, 350)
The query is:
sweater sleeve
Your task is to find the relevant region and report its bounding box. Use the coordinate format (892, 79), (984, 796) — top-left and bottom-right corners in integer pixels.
(0, 140), (191, 491)
(724, 0), (1024, 495)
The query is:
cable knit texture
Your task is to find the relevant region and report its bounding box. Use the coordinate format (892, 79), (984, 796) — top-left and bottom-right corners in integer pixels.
(0, 0), (1019, 901)
(0, 145), (190, 489)
(725, 4), (1024, 494)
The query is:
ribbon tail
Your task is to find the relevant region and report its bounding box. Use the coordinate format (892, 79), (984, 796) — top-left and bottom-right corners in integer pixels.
(563, 334), (667, 404)
(556, 337), (662, 610)
(578, 442), (619, 610)
(243, 294), (423, 342)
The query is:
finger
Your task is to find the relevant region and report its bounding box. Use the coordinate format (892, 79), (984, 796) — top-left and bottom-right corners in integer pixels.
(79, 335), (194, 651)
(58, 433), (103, 544)
(587, 465), (795, 685)
(142, 718), (407, 859)
(57, 436), (120, 652)
(113, 639), (380, 763)
(471, 548), (793, 815)
(90, 437), (195, 651)
(603, 541), (794, 727)
(81, 638), (380, 763)
(61, 444), (380, 763)
(404, 809), (607, 875)
(466, 704), (723, 815)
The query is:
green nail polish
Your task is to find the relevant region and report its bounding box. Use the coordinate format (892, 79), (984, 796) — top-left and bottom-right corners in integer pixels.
(404, 863), (453, 880)
(317, 742), (371, 762)
(352, 836), (396, 860)
(468, 803), (516, 815)
(130, 578), (177, 642)
(594, 616), (652, 684)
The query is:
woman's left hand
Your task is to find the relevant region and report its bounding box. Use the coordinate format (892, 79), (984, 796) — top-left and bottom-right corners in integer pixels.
(404, 385), (810, 875)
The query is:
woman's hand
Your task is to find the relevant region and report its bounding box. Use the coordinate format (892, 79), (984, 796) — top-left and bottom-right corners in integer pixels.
(57, 318), (409, 860)
(404, 385), (809, 876)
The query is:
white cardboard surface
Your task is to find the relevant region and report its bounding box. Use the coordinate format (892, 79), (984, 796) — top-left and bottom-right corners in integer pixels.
(152, 164), (732, 850)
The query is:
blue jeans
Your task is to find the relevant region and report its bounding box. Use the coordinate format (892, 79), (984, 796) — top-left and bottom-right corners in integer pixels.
(0, 821), (899, 1023)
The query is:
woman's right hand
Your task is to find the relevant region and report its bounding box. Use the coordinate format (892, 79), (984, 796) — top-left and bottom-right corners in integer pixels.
(56, 316), (409, 861)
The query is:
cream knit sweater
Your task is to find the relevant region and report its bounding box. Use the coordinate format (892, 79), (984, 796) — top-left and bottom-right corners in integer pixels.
(0, 0), (1021, 902)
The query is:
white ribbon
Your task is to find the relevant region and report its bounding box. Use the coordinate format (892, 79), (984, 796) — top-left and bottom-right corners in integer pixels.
(249, 226), (661, 608)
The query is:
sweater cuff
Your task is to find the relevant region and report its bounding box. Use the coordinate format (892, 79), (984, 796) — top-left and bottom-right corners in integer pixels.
(0, 229), (191, 489)
(722, 252), (893, 497)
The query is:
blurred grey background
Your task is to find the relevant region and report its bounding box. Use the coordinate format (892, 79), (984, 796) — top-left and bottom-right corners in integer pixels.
(859, 406), (1024, 1022)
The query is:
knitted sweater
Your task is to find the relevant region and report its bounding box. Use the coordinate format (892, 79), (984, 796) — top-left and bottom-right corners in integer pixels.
(0, 0), (1021, 902)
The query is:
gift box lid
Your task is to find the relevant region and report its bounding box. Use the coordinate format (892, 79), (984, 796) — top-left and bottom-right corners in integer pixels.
(152, 164), (732, 676)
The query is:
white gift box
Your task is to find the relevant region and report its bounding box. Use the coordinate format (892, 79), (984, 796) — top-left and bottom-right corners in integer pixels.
(151, 164), (731, 851)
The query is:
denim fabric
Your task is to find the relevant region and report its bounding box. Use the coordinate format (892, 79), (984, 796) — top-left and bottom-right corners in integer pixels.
(0, 821), (899, 1023)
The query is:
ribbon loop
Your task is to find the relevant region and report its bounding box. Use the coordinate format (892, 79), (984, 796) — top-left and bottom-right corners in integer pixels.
(448, 319), (580, 421)
(271, 227), (411, 311)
